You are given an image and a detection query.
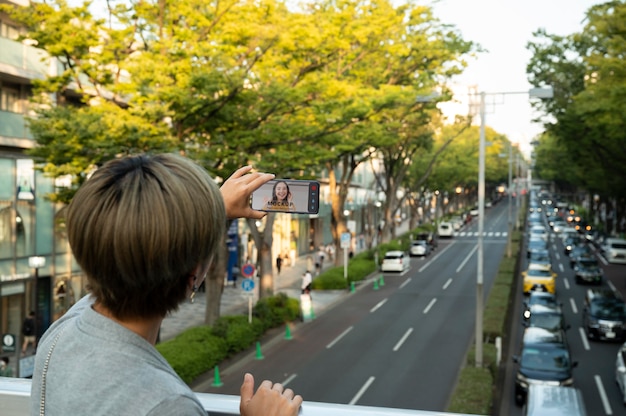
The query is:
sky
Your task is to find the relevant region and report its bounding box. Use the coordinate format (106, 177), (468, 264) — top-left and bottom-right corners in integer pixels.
(427, 0), (602, 157)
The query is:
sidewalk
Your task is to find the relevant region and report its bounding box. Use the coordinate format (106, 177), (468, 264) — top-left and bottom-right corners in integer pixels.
(159, 253), (343, 342)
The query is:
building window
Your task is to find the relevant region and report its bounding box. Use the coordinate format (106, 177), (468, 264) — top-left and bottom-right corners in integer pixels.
(0, 21), (20, 40)
(0, 85), (22, 113)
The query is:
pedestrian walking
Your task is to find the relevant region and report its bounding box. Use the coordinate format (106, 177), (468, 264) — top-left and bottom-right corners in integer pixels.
(276, 254), (283, 274)
(21, 310), (36, 355)
(301, 270), (312, 295)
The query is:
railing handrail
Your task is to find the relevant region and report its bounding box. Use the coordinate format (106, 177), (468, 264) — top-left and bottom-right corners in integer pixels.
(0, 377), (477, 415)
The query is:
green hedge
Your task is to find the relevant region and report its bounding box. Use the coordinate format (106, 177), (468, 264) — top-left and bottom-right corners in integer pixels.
(156, 293), (299, 384)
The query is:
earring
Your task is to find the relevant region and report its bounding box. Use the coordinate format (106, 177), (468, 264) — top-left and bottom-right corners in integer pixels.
(190, 284), (198, 304)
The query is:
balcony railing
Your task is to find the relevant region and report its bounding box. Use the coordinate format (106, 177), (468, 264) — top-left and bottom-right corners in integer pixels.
(1, 377), (477, 416)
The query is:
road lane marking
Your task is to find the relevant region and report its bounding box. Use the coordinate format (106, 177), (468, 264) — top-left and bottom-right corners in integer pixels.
(282, 374), (297, 386)
(553, 244), (558, 252)
(443, 278), (453, 290)
(570, 298), (577, 314)
(349, 376), (375, 405)
(326, 326), (353, 349)
(423, 298), (437, 314)
(594, 375), (613, 415)
(558, 263), (564, 273)
(370, 298), (388, 313)
(579, 327), (590, 351)
(555, 252), (560, 261)
(399, 277), (411, 289)
(608, 280), (617, 292)
(393, 328), (413, 352)
(563, 278), (570, 290)
(456, 246), (478, 273)
(419, 242), (455, 272)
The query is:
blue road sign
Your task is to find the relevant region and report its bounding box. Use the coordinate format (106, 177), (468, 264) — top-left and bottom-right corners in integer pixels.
(242, 278), (255, 292)
(241, 263), (256, 277)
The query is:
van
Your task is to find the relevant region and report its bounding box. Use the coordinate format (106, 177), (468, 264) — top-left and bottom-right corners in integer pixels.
(438, 221), (454, 238)
(523, 385), (587, 416)
(601, 238), (626, 264)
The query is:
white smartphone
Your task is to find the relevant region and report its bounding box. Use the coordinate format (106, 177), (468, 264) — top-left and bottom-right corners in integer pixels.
(251, 179), (320, 214)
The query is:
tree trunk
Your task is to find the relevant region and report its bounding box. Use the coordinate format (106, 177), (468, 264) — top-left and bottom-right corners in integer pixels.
(204, 244), (227, 326)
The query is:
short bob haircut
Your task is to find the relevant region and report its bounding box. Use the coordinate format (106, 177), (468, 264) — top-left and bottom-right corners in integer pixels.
(67, 153), (225, 320)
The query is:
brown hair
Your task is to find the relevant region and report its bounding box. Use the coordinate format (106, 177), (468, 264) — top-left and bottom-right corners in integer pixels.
(66, 153), (225, 320)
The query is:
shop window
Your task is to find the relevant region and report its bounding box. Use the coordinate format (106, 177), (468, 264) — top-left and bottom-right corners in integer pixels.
(0, 85), (22, 113)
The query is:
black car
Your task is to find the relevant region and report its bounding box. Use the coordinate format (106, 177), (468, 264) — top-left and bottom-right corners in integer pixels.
(573, 257), (603, 285)
(583, 288), (626, 341)
(568, 245), (593, 268)
(416, 231), (438, 250)
(513, 327), (577, 406)
(527, 238), (548, 258)
(563, 236), (582, 256)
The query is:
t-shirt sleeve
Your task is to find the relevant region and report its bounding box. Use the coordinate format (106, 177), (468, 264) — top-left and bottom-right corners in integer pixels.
(146, 394), (207, 415)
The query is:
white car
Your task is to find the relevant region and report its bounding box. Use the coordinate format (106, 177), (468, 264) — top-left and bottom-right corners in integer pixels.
(616, 341), (626, 404)
(438, 221), (454, 238)
(529, 225), (548, 241)
(381, 250), (410, 272)
(409, 240), (429, 257)
(602, 238), (626, 264)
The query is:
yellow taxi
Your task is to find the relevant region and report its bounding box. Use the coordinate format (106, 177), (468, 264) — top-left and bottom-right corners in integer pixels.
(522, 265), (557, 295)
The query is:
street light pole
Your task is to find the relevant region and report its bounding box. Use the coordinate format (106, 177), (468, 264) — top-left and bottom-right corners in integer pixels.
(507, 143), (513, 258)
(474, 86), (552, 368)
(476, 91), (486, 368)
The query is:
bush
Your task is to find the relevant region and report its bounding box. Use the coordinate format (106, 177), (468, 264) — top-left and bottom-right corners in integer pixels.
(157, 326), (227, 384)
(312, 256), (378, 289)
(253, 292), (300, 329)
(157, 293), (300, 385)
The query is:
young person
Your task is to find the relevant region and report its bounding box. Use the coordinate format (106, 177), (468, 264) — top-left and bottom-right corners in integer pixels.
(30, 153), (303, 416)
(265, 180), (295, 212)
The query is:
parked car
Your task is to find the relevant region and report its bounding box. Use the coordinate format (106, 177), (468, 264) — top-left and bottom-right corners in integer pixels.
(522, 267), (557, 295)
(601, 238), (626, 264)
(381, 250), (410, 273)
(568, 245), (593, 268)
(582, 288), (626, 341)
(513, 327), (577, 406)
(573, 257), (603, 285)
(616, 341), (626, 405)
(409, 240), (430, 257)
(416, 231), (437, 250)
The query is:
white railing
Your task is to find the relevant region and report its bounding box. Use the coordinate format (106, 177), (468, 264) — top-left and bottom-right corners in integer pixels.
(0, 377), (478, 416)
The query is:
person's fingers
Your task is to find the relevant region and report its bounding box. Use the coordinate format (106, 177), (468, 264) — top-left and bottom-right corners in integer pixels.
(240, 373), (254, 411)
(292, 394), (304, 408)
(271, 382), (284, 393)
(229, 165), (253, 179)
(246, 172), (275, 189)
(282, 388), (295, 400)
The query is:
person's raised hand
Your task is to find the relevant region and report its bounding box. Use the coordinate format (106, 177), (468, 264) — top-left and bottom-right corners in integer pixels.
(240, 373), (303, 416)
(220, 166), (274, 220)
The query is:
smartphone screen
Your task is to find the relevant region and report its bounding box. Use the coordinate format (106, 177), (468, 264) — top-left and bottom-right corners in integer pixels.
(251, 179), (320, 214)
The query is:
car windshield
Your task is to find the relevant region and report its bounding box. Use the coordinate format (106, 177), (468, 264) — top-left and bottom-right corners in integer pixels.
(529, 295), (558, 308)
(590, 299), (626, 320)
(385, 253), (402, 260)
(521, 347), (570, 371)
(578, 259), (599, 269)
(527, 269), (552, 278)
(529, 314), (563, 331)
(530, 252), (550, 263)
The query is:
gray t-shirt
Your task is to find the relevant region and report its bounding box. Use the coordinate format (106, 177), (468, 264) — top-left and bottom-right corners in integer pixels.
(30, 295), (206, 416)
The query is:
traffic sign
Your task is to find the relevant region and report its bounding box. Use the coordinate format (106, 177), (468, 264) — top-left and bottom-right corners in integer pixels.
(241, 263), (256, 277)
(241, 278), (255, 292)
(341, 232), (351, 249)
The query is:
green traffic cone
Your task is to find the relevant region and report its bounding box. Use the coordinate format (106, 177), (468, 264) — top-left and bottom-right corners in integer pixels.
(350, 281), (356, 293)
(379, 274), (385, 286)
(285, 324), (293, 340)
(373, 279), (379, 290)
(255, 341), (264, 360)
(310, 304), (316, 319)
(211, 365), (224, 387)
